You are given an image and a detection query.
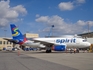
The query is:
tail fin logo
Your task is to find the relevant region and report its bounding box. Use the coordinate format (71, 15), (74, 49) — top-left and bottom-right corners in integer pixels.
(12, 27), (20, 37)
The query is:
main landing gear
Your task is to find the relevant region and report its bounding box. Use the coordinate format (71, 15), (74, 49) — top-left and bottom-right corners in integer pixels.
(46, 46), (52, 53)
(46, 49), (51, 53)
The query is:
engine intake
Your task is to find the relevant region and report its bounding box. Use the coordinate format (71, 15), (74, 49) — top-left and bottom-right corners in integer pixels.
(52, 45), (66, 51)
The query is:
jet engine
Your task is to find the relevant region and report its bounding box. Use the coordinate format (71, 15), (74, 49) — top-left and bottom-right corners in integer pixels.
(52, 45), (66, 51)
(39, 44), (46, 48)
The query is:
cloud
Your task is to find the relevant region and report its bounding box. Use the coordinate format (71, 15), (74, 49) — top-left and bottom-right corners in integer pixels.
(35, 16), (49, 23)
(36, 15), (64, 25)
(77, 20), (93, 26)
(58, 0), (86, 11)
(35, 15), (93, 35)
(0, 0), (27, 27)
(77, 20), (86, 26)
(36, 14), (40, 17)
(86, 21), (93, 27)
(13, 5), (27, 15)
(58, 2), (74, 11)
(76, 0), (85, 4)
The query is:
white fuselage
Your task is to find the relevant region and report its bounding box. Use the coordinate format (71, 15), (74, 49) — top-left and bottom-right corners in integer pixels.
(22, 37), (91, 48)
(33, 37), (91, 48)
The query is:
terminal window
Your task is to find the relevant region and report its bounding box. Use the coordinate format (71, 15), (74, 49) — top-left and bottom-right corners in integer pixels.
(10, 42), (12, 44)
(0, 41), (2, 44)
(7, 41), (8, 44)
(3, 41), (6, 44)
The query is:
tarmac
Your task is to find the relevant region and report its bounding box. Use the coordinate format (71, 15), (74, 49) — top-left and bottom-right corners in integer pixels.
(0, 50), (93, 70)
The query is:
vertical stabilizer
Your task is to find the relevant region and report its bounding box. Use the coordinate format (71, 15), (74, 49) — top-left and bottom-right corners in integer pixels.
(10, 24), (27, 44)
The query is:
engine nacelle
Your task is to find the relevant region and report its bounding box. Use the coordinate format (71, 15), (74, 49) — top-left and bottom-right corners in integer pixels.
(39, 44), (46, 48)
(52, 45), (66, 51)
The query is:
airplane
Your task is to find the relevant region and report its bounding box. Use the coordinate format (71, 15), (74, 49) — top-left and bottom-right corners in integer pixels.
(4, 24), (91, 53)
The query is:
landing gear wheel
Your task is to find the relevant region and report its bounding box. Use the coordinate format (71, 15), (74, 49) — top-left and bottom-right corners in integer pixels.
(46, 49), (51, 53)
(20, 45), (25, 50)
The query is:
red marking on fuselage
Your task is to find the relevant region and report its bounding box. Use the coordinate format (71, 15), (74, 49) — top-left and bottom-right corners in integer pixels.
(24, 37), (27, 42)
(19, 42), (24, 45)
(19, 37), (27, 45)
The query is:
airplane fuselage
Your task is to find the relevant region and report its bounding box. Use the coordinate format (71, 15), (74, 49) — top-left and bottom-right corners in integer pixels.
(22, 37), (90, 48)
(34, 38), (90, 48)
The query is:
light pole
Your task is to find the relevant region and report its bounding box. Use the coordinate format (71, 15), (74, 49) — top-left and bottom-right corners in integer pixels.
(4, 29), (7, 48)
(48, 25), (54, 37)
(88, 22), (90, 38)
(4, 29), (7, 38)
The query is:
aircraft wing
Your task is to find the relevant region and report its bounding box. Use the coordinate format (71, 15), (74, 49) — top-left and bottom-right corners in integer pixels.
(33, 40), (54, 45)
(3, 38), (18, 44)
(32, 38), (58, 46)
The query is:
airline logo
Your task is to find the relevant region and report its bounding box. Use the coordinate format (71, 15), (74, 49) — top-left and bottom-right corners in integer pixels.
(12, 27), (20, 36)
(56, 39), (76, 44)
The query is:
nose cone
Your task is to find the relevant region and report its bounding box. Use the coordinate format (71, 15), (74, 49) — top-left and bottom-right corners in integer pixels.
(86, 42), (91, 47)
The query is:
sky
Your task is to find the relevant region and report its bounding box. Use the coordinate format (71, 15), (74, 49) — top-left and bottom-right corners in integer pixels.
(0, 0), (93, 37)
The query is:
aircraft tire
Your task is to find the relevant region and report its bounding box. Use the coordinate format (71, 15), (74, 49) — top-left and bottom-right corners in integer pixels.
(46, 49), (51, 53)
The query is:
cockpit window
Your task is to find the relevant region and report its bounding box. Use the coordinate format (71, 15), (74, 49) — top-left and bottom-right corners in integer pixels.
(83, 39), (87, 42)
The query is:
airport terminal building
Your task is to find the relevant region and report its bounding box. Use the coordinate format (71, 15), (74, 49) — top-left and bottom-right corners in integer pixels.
(78, 32), (93, 44)
(78, 32), (93, 38)
(0, 37), (13, 50)
(24, 33), (39, 38)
